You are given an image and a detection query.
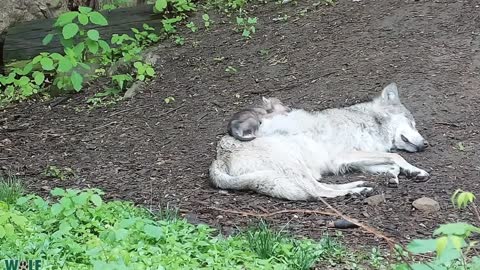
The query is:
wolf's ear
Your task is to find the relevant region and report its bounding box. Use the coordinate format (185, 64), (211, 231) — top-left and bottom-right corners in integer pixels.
(380, 83), (400, 105)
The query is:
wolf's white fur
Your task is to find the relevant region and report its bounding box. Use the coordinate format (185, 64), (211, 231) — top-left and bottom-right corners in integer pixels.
(209, 83), (430, 200)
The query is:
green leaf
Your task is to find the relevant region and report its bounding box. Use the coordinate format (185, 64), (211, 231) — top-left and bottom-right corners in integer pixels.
(73, 42), (86, 57)
(22, 63), (33, 75)
(87, 39), (99, 54)
(42, 33), (54, 45)
(55, 12), (78, 27)
(70, 71), (83, 92)
(144, 224), (162, 239)
(62, 23), (80, 39)
(40, 57), (55, 71)
(57, 57), (73, 73)
(434, 223), (479, 236)
(50, 53), (64, 61)
(98, 40), (111, 52)
(78, 13), (89, 25)
(115, 228), (129, 241)
(90, 194), (102, 207)
(146, 67), (155, 77)
(78, 6), (92, 14)
(51, 203), (63, 216)
(16, 76), (30, 86)
(87, 29), (100, 41)
(33, 72), (45, 85)
(202, 14), (210, 21)
(21, 85), (34, 97)
(407, 239), (436, 254)
(435, 236), (448, 257)
(11, 215), (27, 227)
(0, 225), (5, 238)
(449, 235), (465, 251)
(51, 188), (66, 196)
(247, 17), (257, 24)
(89, 12), (108, 26)
(242, 29), (250, 37)
(4, 223), (14, 237)
(154, 0), (168, 12)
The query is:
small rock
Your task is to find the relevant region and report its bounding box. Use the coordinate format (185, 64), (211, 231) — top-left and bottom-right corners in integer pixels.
(412, 197), (440, 212)
(1, 138), (12, 145)
(218, 190), (229, 195)
(365, 194), (385, 206)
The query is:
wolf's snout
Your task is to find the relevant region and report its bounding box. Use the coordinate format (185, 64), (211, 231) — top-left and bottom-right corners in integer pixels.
(416, 140), (429, 152)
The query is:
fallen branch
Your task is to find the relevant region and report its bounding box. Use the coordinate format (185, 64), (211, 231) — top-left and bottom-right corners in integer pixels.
(211, 204), (396, 249)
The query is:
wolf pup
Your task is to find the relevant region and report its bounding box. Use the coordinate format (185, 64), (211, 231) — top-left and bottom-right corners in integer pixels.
(227, 97), (291, 141)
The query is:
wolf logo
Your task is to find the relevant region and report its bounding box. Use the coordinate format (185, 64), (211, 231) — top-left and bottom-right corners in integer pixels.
(209, 83), (430, 200)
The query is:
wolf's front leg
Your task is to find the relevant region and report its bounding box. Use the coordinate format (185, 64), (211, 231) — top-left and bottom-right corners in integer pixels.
(336, 151), (430, 185)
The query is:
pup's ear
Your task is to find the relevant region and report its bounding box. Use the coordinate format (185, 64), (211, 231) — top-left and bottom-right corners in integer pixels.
(380, 83), (400, 105)
(262, 96), (270, 105)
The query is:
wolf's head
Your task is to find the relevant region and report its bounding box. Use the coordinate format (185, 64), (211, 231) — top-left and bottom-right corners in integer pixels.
(374, 83), (428, 152)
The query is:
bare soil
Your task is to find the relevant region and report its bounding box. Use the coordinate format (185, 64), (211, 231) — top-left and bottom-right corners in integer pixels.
(1, 0), (480, 252)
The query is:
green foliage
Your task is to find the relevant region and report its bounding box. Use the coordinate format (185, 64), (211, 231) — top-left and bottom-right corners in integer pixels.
(133, 61), (155, 81)
(186, 21), (198, 32)
(164, 96), (175, 103)
(44, 165), (76, 181)
(202, 13), (212, 29)
(0, 175), (25, 205)
(394, 190), (480, 270)
(205, 0), (247, 13)
(0, 188), (331, 269)
(236, 16), (257, 38)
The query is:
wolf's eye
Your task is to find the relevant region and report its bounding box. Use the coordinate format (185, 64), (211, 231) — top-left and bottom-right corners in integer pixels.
(401, 135), (410, 143)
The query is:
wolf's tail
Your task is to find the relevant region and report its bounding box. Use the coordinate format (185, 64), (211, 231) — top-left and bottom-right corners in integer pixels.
(209, 159), (353, 200)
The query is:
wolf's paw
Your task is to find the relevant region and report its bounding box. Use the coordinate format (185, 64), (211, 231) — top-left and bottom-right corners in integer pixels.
(387, 177), (399, 188)
(412, 169), (430, 182)
(403, 168), (430, 181)
(351, 187), (373, 196)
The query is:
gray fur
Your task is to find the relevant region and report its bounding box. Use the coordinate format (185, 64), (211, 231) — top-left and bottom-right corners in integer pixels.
(227, 97), (291, 141)
(210, 83), (430, 200)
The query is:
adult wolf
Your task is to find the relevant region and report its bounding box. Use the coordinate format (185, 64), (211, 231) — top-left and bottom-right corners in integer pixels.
(209, 83), (430, 200)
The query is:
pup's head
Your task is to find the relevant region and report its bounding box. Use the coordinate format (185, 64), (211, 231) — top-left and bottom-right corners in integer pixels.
(375, 83), (428, 152)
(262, 97), (291, 114)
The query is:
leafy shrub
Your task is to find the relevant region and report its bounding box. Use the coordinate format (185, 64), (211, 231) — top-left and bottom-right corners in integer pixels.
(0, 188), (329, 269)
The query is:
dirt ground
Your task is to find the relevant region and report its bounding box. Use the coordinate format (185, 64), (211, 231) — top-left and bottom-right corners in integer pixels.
(1, 0), (480, 251)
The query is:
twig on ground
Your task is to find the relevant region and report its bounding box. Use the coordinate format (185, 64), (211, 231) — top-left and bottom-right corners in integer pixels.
(210, 206), (396, 248)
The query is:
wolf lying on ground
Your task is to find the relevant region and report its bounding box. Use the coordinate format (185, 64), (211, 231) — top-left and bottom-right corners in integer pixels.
(210, 83), (430, 200)
(227, 97), (291, 141)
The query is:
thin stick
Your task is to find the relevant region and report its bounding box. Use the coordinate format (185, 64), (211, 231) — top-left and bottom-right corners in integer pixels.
(210, 206), (396, 248)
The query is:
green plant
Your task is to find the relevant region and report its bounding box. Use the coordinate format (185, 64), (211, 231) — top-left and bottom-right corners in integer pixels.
(225, 65), (237, 73)
(186, 21), (198, 32)
(44, 165), (75, 180)
(0, 188), (338, 269)
(202, 13), (212, 29)
(164, 96), (175, 103)
(133, 61), (155, 81)
(173, 35), (185, 45)
(44, 7), (111, 90)
(0, 175), (25, 205)
(236, 16), (257, 38)
(394, 190), (480, 269)
(245, 220), (283, 259)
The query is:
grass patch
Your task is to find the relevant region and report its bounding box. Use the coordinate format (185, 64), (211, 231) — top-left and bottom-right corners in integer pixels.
(0, 174), (25, 205)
